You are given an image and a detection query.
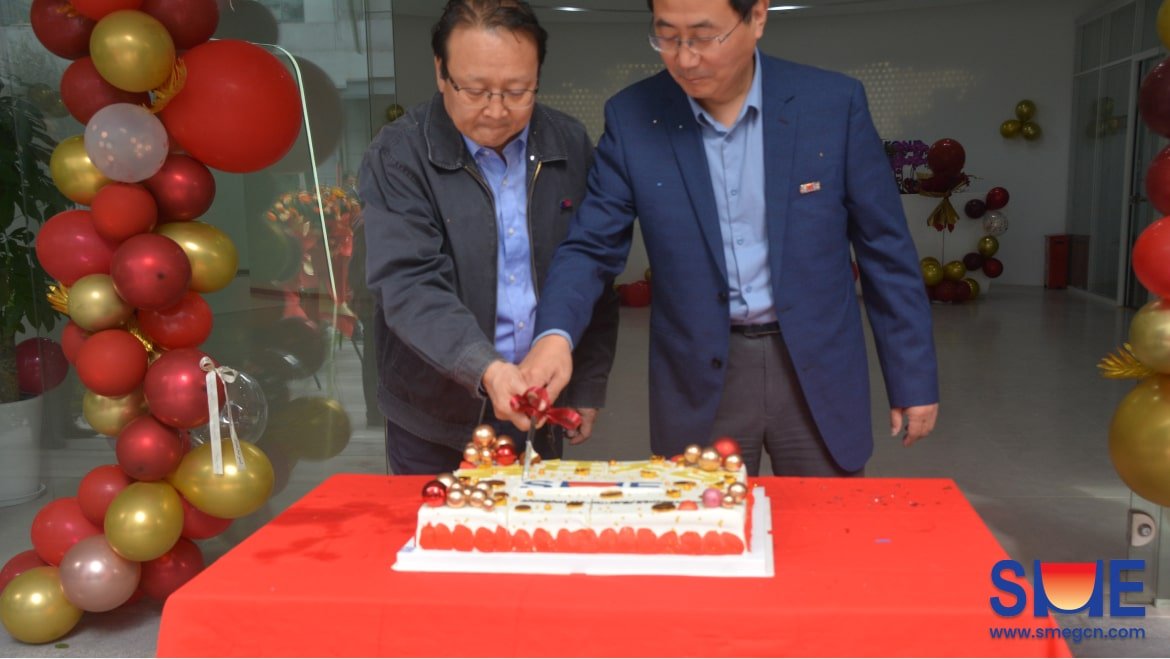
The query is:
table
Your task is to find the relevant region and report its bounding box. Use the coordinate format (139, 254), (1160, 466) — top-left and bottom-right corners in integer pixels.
(156, 475), (1070, 657)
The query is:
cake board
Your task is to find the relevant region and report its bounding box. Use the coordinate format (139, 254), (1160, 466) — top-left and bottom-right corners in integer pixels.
(392, 487), (773, 577)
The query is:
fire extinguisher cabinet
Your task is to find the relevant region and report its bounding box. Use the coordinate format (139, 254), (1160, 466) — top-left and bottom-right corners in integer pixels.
(1045, 234), (1070, 289)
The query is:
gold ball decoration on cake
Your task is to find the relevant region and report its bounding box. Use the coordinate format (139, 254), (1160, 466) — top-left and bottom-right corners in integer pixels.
(468, 489), (488, 508)
(728, 482), (748, 504)
(477, 447), (494, 465)
(698, 447), (721, 471)
(446, 489), (467, 508)
(436, 473), (456, 489)
(723, 454), (744, 473)
(463, 444), (481, 464)
(482, 496), (496, 511)
(472, 424), (496, 448)
(683, 444), (702, 465)
(721, 493), (736, 508)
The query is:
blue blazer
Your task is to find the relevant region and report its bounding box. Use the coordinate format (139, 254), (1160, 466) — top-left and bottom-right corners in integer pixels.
(535, 54), (939, 471)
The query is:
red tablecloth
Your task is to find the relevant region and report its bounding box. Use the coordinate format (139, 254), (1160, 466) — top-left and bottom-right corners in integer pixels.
(157, 475), (1070, 657)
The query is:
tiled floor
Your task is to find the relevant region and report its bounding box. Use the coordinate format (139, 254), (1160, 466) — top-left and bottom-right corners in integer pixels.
(1, 284), (1168, 657)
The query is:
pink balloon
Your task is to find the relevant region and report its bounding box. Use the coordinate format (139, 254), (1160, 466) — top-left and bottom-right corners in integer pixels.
(0, 550), (49, 593)
(15, 338), (69, 395)
(143, 348), (223, 429)
(116, 416), (184, 481)
(143, 154), (216, 222)
(140, 537), (203, 601)
(34, 209), (118, 286)
(180, 497), (231, 540)
(77, 464), (134, 527)
(59, 535), (141, 612)
(30, 497), (102, 565)
(110, 233), (192, 310)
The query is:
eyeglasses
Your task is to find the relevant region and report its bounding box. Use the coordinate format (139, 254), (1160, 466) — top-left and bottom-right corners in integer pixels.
(648, 19), (743, 55)
(447, 78), (539, 109)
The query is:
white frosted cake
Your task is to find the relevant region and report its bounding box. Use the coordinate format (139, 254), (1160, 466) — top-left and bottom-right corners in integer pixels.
(414, 431), (752, 555)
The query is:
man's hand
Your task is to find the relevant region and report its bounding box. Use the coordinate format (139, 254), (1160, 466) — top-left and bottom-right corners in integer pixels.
(565, 408), (598, 445)
(482, 360), (533, 430)
(519, 334), (574, 403)
(890, 403), (938, 447)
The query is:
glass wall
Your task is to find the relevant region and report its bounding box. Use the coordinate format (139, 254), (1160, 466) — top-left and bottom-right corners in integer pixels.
(0, 0), (393, 565)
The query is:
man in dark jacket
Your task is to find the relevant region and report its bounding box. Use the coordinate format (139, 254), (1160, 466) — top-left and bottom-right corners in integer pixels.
(358, 0), (618, 474)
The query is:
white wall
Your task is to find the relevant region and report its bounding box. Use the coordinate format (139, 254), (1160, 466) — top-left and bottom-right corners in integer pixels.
(394, 0), (1107, 287)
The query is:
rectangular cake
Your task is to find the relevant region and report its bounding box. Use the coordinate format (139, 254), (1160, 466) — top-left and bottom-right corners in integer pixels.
(414, 456), (752, 555)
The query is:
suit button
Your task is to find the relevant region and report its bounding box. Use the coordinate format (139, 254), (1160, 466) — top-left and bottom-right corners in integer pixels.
(718, 292), (729, 303)
(711, 358), (723, 369)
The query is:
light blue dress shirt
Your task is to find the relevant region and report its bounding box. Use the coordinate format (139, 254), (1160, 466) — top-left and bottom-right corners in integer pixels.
(686, 50), (776, 325)
(463, 127), (537, 363)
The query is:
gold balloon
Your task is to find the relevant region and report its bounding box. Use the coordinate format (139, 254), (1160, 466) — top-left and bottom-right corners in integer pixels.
(0, 567), (83, 645)
(1110, 375), (1170, 506)
(1159, 1), (1170, 52)
(89, 10), (175, 92)
(155, 221), (239, 293)
(962, 277), (981, 299)
(169, 440), (274, 519)
(1015, 99), (1037, 122)
(1000, 119), (1021, 138)
(942, 261), (967, 282)
(921, 262), (944, 287)
(105, 481), (184, 561)
(265, 397), (352, 461)
(1021, 121), (1042, 141)
(50, 135), (111, 205)
(82, 388), (148, 436)
(977, 235), (1000, 258)
(1130, 299), (1170, 374)
(920, 256), (940, 268)
(68, 273), (134, 331)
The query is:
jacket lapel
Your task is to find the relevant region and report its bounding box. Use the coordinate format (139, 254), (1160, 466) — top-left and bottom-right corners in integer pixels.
(761, 57), (798, 289)
(664, 94), (728, 284)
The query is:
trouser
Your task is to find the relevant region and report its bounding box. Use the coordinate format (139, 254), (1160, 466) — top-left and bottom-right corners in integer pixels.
(710, 324), (862, 478)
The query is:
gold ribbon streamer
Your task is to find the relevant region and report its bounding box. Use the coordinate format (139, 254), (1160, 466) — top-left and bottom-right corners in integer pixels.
(924, 194), (959, 232)
(47, 283), (68, 315)
(1099, 343), (1154, 380)
(149, 60), (188, 114)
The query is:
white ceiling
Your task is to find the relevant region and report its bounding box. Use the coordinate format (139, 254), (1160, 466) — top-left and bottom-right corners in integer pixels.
(390, 0), (995, 22)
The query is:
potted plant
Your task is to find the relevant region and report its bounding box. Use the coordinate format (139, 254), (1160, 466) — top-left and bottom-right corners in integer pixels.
(0, 75), (69, 505)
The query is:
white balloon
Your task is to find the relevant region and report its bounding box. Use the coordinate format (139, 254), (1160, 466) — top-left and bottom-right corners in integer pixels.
(983, 210), (1009, 236)
(188, 370), (269, 445)
(84, 103), (168, 182)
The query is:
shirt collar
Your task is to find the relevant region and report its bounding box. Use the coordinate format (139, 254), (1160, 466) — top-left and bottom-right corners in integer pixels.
(462, 124), (530, 161)
(687, 49), (763, 131)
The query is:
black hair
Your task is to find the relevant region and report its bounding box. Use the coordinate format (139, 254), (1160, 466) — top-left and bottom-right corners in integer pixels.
(432, 0), (548, 80)
(645, 0), (758, 20)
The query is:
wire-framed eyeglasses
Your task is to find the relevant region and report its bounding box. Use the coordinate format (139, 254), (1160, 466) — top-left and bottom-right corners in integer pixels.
(447, 78), (539, 109)
(648, 19), (743, 55)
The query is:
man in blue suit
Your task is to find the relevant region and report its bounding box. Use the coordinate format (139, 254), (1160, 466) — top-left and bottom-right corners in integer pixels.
(510, 0), (939, 476)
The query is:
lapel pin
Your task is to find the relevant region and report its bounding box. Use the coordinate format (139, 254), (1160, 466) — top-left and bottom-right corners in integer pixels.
(799, 182), (821, 194)
(560, 198), (573, 210)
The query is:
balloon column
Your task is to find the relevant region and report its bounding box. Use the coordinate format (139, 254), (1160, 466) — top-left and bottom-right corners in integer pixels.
(920, 180), (1011, 303)
(2, 0), (301, 644)
(1102, 5), (1170, 506)
(999, 99), (1042, 141)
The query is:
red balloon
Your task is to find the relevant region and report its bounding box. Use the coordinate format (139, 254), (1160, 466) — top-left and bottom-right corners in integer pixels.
(75, 329), (149, 396)
(619, 280), (651, 307)
(934, 280), (960, 303)
(30, 497), (102, 565)
(71, 0), (142, 21)
(91, 183), (158, 243)
(985, 187), (1010, 211)
(60, 57), (151, 126)
(159, 40), (302, 173)
(982, 257), (1005, 279)
(110, 234), (192, 310)
(77, 464), (133, 526)
(137, 291), (213, 350)
(1134, 216), (1170, 298)
(116, 415), (184, 481)
(1146, 146), (1170, 216)
(140, 537), (204, 601)
(0, 550), (49, 593)
(927, 138), (966, 176)
(61, 321), (92, 365)
(30, 0), (96, 60)
(964, 199), (987, 219)
(140, 0), (218, 50)
(15, 338), (69, 395)
(144, 348), (224, 428)
(35, 209), (119, 286)
(180, 497), (231, 540)
(1140, 58), (1170, 138)
(143, 154), (216, 222)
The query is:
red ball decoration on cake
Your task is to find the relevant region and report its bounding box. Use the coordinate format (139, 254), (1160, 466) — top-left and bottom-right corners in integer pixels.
(421, 480), (447, 507)
(712, 436), (741, 459)
(495, 444), (517, 466)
